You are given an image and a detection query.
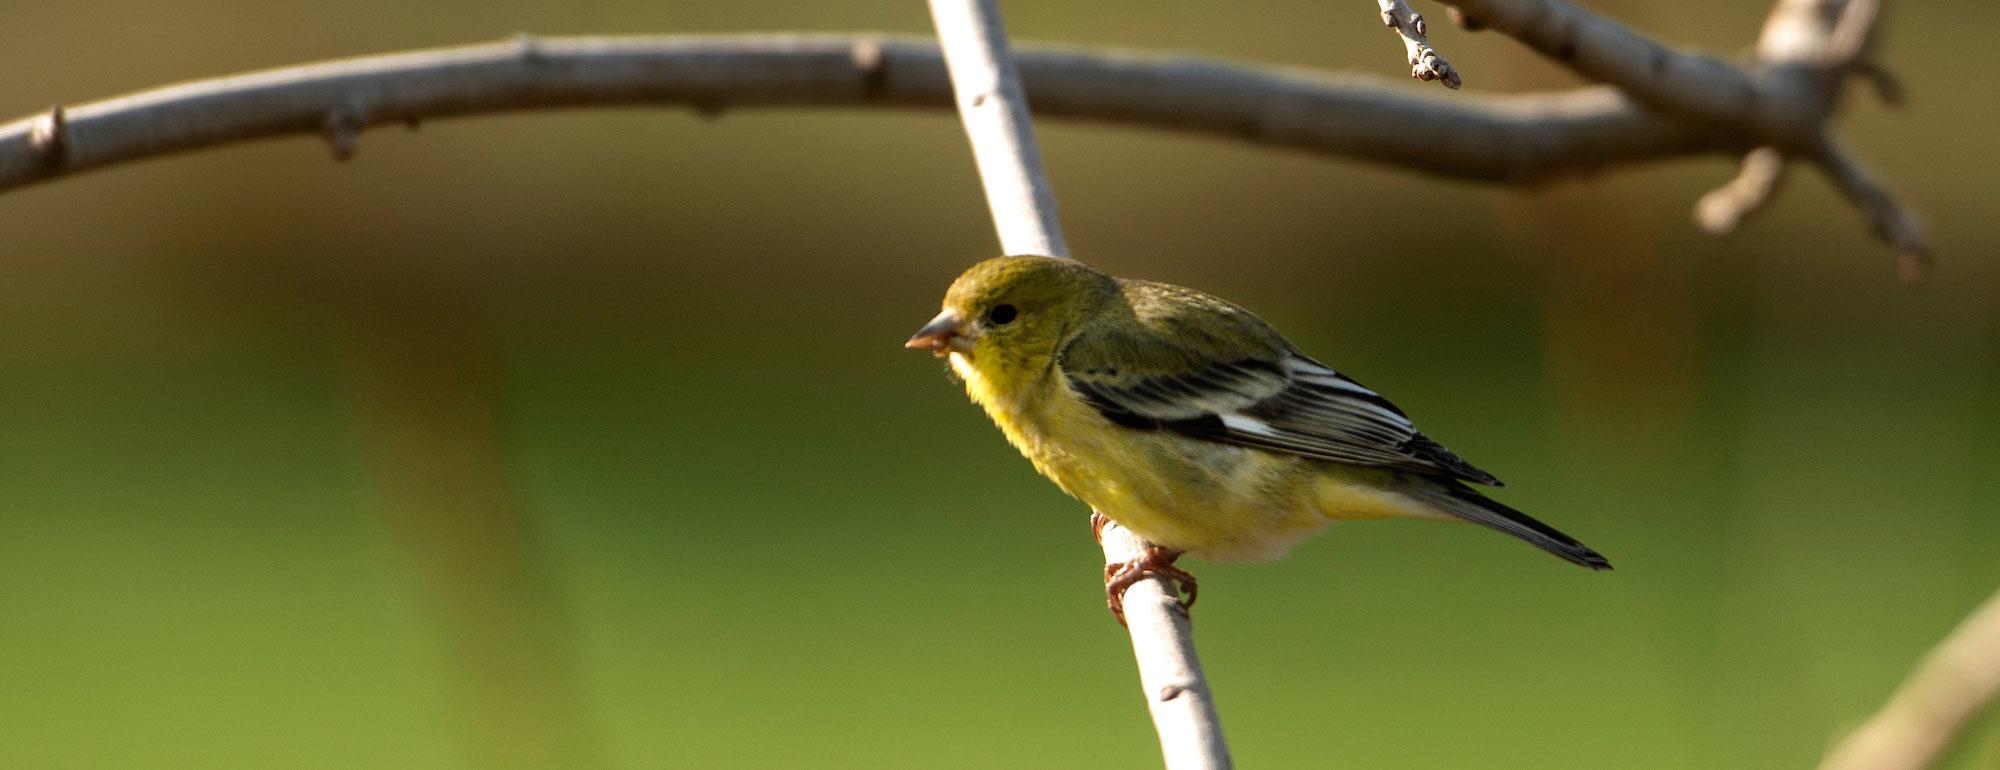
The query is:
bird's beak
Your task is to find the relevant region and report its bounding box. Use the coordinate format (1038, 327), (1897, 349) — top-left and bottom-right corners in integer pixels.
(904, 310), (965, 357)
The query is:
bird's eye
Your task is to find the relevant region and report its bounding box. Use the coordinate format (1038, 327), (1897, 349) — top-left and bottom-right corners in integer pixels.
(987, 303), (1018, 326)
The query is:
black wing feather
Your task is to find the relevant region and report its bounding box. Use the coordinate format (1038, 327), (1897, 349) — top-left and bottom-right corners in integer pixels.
(1065, 353), (1503, 486)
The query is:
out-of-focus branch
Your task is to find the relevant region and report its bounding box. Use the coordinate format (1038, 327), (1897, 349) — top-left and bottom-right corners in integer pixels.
(1818, 589), (2000, 770)
(1376, 0), (1461, 89)
(1811, 0), (1906, 112)
(1814, 133), (1931, 282)
(1448, 0), (1775, 136)
(925, 2), (1227, 767)
(1446, 0), (1926, 277)
(1448, 0), (1866, 143)
(1695, 146), (1786, 235)
(1823, 0), (1883, 68)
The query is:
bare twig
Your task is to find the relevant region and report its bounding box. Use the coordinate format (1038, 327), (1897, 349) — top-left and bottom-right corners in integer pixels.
(1695, 146), (1787, 235)
(1757, 0), (1923, 272)
(1813, 0), (1903, 107)
(1814, 133), (1932, 282)
(1376, 0), (1462, 89)
(1852, 61), (1905, 108)
(1824, 0), (1883, 67)
(1818, 589), (2000, 770)
(925, 2), (1227, 767)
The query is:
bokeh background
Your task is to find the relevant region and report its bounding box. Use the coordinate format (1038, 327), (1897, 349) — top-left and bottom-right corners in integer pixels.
(2, 1), (1996, 768)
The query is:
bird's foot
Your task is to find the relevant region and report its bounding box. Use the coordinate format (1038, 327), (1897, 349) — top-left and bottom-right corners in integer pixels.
(1102, 545), (1197, 627)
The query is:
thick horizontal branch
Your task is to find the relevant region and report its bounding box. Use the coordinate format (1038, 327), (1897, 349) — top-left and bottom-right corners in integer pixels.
(0, 28), (1924, 271)
(0, 34), (1716, 195)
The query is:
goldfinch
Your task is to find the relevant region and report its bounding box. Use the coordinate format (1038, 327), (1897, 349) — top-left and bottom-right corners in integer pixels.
(906, 255), (1609, 620)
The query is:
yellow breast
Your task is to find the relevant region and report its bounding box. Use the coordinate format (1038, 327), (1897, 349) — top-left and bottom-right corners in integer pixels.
(950, 350), (1343, 562)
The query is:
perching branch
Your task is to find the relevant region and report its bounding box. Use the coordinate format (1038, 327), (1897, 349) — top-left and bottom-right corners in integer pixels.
(924, 1), (1228, 767)
(1376, 0), (1462, 89)
(1096, 518), (1232, 769)
(926, 0), (1067, 258)
(1817, 589), (2000, 770)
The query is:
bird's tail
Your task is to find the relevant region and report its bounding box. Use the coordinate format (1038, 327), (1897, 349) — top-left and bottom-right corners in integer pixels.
(1419, 482), (1612, 570)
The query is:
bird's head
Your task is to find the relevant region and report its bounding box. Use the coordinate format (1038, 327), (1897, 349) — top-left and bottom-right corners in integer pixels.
(905, 255), (1116, 378)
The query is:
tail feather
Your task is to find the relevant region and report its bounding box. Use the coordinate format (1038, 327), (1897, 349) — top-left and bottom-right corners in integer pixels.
(1423, 482), (1612, 570)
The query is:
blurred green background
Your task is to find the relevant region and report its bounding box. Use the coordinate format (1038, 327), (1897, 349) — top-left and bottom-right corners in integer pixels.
(2, 1), (1996, 768)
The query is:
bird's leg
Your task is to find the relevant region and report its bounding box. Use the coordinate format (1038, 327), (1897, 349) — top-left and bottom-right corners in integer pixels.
(1101, 545), (1198, 626)
(1091, 512), (1199, 624)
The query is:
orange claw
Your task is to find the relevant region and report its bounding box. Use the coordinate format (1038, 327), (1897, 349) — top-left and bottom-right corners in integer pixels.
(1101, 543), (1198, 627)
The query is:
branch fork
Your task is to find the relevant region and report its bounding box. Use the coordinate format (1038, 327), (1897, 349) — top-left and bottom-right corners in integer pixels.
(1369, 0), (1929, 278)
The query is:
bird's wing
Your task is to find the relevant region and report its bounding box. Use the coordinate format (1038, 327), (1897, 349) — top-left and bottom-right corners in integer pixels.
(1059, 284), (1501, 485)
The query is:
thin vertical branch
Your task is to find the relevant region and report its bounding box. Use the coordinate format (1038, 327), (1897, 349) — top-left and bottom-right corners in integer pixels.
(925, 0), (1068, 259)
(924, 1), (1229, 767)
(1096, 521), (1234, 770)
